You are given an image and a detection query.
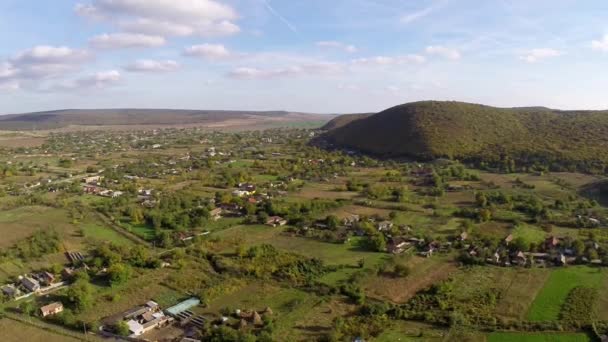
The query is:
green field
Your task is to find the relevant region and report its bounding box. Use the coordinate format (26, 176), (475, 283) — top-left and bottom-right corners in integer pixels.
(527, 266), (605, 321)
(512, 224), (547, 245)
(80, 222), (134, 245)
(487, 332), (591, 342)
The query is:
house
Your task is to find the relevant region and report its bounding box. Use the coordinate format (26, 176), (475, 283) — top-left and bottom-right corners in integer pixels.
(514, 251), (527, 266)
(238, 183), (257, 193)
(220, 203), (242, 214)
(387, 238), (410, 254)
(504, 234), (514, 245)
(554, 254), (567, 265)
(377, 221), (394, 231)
(266, 216), (287, 227)
(210, 208), (223, 221)
(1, 284), (21, 298)
(447, 184), (464, 192)
(62, 267), (76, 279)
(83, 185), (102, 195)
(65, 251), (85, 265)
(82, 176), (102, 184)
(458, 231), (468, 241)
(40, 302), (64, 317)
(21, 276), (40, 292)
(142, 200), (158, 208)
(232, 190), (250, 197)
(343, 215), (360, 227)
(419, 245), (436, 258)
(38, 271), (55, 285)
(545, 236), (560, 250)
(492, 252), (501, 264)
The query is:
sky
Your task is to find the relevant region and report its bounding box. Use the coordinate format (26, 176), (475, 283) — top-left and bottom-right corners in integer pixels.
(2, 0), (608, 114)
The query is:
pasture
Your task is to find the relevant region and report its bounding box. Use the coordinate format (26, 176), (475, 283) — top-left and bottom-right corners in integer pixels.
(0, 318), (87, 342)
(526, 266), (606, 321)
(487, 332), (591, 342)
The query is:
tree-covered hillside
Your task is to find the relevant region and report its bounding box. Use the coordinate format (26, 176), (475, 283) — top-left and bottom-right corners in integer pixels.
(319, 101), (608, 173)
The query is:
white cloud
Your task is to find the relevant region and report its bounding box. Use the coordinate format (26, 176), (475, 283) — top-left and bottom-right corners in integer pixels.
(125, 59), (179, 72)
(227, 52), (429, 80)
(0, 80), (20, 91)
(385, 85), (400, 93)
(183, 44), (231, 59)
(78, 70), (121, 87)
(425, 45), (461, 60)
(76, 0), (240, 38)
(7, 45), (91, 80)
(12, 46), (90, 65)
(0, 62), (18, 80)
(338, 84), (361, 91)
(227, 62), (344, 80)
(591, 35), (608, 52)
(519, 48), (562, 63)
(351, 54), (426, 66)
(227, 67), (282, 80)
(52, 70), (122, 91)
(90, 33), (166, 49)
(119, 18), (239, 37)
(300, 62), (346, 74)
(316, 41), (357, 53)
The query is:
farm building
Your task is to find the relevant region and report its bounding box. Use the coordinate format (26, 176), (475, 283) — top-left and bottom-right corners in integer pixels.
(40, 302), (64, 317)
(21, 276), (40, 292)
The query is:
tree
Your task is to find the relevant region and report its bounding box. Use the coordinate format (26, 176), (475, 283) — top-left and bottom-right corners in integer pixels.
(257, 211), (269, 225)
(572, 240), (586, 257)
(114, 320), (130, 336)
(19, 301), (36, 316)
(128, 206), (144, 225)
(67, 279), (93, 312)
(478, 208), (492, 222)
(475, 193), (488, 207)
(511, 237), (530, 252)
(108, 263), (132, 287)
(393, 264), (411, 277)
(244, 203), (257, 216)
(370, 234), (386, 252)
(326, 215), (339, 230)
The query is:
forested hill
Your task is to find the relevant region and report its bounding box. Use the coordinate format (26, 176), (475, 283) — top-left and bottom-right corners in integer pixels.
(319, 101), (608, 173)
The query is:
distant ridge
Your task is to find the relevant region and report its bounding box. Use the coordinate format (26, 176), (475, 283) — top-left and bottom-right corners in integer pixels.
(319, 101), (608, 173)
(321, 113), (374, 130)
(0, 108), (331, 130)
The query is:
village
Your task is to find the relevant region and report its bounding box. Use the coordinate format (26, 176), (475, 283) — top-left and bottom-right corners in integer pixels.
(1, 127), (608, 342)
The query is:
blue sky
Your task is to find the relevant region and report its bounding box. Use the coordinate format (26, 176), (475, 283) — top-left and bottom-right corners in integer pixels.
(2, 0), (608, 114)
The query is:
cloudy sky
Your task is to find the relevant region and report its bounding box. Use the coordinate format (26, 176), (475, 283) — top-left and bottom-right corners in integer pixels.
(2, 0), (608, 114)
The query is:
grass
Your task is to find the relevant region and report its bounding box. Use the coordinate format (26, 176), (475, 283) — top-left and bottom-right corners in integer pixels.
(0, 318), (87, 342)
(214, 225), (389, 285)
(512, 224), (547, 245)
(364, 254), (457, 304)
(526, 266), (605, 321)
(123, 222), (156, 240)
(198, 282), (324, 341)
(80, 222), (133, 245)
(0, 206), (76, 248)
(487, 332), (591, 342)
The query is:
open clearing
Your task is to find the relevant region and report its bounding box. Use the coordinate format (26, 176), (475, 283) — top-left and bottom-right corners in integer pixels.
(0, 318), (84, 342)
(526, 266), (606, 321)
(487, 332), (591, 342)
(364, 255), (458, 304)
